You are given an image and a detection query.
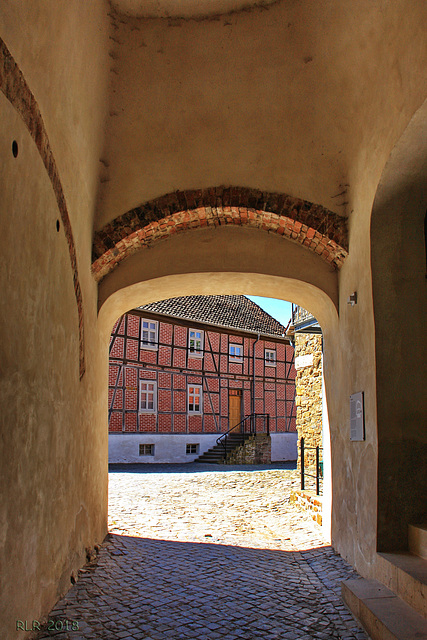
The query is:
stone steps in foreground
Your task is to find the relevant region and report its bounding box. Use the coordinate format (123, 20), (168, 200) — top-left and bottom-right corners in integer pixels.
(376, 551), (427, 618)
(342, 578), (427, 640)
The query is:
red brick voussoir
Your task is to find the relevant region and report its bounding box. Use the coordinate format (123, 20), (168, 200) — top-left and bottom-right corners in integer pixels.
(92, 187), (348, 283)
(0, 37), (85, 378)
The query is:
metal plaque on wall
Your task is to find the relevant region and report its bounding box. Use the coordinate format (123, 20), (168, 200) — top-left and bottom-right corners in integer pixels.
(350, 391), (365, 441)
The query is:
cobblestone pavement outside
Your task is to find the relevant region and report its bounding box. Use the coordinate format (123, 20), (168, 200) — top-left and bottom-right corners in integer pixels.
(36, 463), (368, 640)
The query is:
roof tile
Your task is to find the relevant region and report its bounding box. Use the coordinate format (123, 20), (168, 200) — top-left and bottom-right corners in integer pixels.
(138, 295), (287, 337)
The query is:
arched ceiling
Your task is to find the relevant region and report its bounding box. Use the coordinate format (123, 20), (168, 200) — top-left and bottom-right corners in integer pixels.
(92, 186), (348, 283)
(97, 0), (427, 229)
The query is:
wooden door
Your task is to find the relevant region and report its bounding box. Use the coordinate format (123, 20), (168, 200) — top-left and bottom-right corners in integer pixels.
(228, 391), (242, 430)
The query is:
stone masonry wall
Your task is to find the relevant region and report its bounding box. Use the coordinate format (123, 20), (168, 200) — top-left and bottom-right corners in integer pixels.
(295, 334), (323, 476)
(226, 435), (271, 465)
(289, 490), (323, 525)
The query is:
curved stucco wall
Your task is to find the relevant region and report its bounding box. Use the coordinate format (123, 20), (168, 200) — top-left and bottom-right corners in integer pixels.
(97, 225), (339, 315)
(97, 0), (427, 228)
(0, 2), (110, 638)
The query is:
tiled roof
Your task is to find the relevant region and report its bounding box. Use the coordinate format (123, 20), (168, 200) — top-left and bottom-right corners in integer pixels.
(138, 295), (287, 337)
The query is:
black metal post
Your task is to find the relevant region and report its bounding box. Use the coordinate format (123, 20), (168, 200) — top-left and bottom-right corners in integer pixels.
(301, 437), (305, 490)
(316, 445), (320, 495)
(266, 414), (270, 436)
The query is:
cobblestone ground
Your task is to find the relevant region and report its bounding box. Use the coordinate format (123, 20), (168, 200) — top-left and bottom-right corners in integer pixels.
(36, 464), (368, 640)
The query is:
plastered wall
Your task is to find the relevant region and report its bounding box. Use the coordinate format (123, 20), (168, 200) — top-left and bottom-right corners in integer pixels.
(371, 99), (427, 552)
(98, 0), (427, 228)
(0, 2), (110, 638)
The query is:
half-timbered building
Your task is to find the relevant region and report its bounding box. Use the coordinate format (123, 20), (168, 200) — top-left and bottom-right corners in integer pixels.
(108, 295), (297, 463)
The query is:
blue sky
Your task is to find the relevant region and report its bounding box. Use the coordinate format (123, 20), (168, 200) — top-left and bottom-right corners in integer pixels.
(247, 296), (293, 328)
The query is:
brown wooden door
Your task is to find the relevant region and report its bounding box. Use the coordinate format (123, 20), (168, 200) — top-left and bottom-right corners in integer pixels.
(228, 391), (242, 430)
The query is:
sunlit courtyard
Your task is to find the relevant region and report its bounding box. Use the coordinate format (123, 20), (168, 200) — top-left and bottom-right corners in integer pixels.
(108, 463), (324, 551)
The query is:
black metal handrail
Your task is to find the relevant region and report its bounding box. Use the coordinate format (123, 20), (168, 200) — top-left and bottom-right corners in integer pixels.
(300, 436), (323, 495)
(216, 414), (270, 461)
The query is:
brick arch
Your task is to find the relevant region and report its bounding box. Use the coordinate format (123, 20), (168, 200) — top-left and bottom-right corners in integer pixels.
(92, 187), (348, 283)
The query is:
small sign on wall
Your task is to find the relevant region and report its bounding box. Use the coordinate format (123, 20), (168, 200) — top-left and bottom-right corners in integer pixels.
(295, 354), (314, 370)
(350, 391), (365, 441)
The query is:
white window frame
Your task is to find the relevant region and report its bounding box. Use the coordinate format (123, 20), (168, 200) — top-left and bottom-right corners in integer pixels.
(265, 349), (277, 366)
(139, 380), (157, 413)
(139, 443), (154, 456)
(188, 384), (203, 414)
(186, 443), (199, 455)
(188, 329), (204, 356)
(140, 318), (159, 350)
(229, 343), (243, 363)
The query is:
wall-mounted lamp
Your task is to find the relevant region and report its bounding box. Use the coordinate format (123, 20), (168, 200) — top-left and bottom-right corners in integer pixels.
(347, 291), (357, 306)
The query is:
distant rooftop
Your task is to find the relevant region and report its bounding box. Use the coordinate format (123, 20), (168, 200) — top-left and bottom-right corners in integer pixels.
(291, 304), (321, 334)
(139, 295), (287, 338)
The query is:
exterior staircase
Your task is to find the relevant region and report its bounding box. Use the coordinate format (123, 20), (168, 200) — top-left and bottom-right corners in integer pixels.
(342, 523), (427, 640)
(194, 413), (270, 464)
(194, 432), (252, 463)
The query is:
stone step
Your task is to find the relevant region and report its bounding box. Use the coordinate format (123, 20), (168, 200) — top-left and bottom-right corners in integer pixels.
(342, 578), (427, 640)
(193, 433), (253, 463)
(409, 524), (427, 560)
(376, 552), (427, 618)
(194, 452), (225, 461)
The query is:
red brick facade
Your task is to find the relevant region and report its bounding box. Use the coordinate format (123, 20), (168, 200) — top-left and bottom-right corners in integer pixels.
(109, 310), (296, 436)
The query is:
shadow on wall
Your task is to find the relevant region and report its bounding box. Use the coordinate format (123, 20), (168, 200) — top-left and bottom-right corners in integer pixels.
(371, 98), (427, 552)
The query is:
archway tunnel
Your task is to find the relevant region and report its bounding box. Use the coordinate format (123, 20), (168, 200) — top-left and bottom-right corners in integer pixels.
(0, 2), (426, 636)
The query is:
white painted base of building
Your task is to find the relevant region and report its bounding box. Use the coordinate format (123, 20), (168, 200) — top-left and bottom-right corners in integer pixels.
(271, 432), (297, 462)
(108, 432), (298, 464)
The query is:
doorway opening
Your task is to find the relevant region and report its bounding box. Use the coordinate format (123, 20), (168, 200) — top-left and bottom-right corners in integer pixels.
(106, 290), (331, 544)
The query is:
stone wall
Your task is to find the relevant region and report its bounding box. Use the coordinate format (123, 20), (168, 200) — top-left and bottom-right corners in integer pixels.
(289, 490), (323, 525)
(226, 434), (271, 465)
(294, 334), (323, 476)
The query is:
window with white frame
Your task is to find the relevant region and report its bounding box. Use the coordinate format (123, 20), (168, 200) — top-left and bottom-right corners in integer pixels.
(186, 443), (199, 454)
(139, 444), (154, 456)
(229, 343), (243, 362)
(141, 319), (158, 349)
(188, 329), (204, 356)
(188, 384), (202, 413)
(139, 380), (157, 413)
(265, 349), (276, 366)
